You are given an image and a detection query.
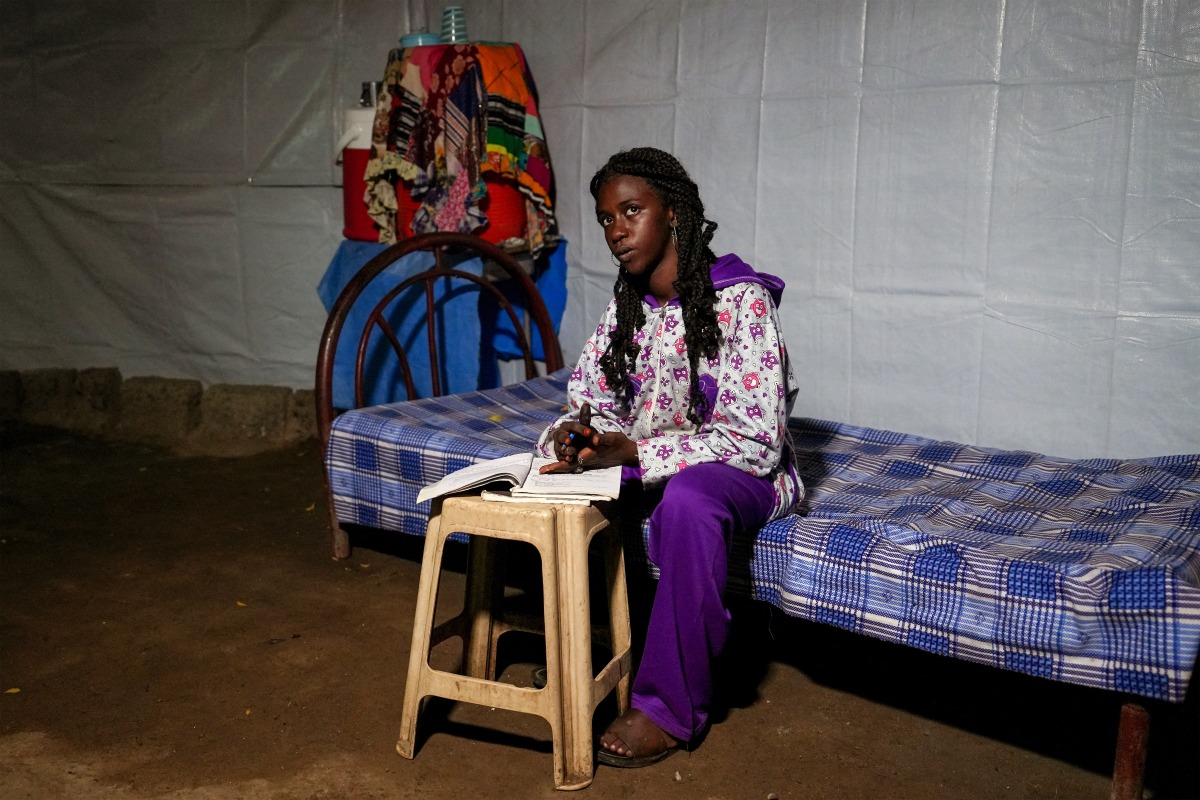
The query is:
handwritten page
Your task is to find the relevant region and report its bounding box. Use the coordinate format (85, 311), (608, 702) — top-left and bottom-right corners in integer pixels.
(512, 458), (622, 499)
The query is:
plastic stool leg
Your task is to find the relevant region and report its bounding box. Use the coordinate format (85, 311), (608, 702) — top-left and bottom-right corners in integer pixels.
(534, 526), (573, 789)
(463, 536), (500, 679)
(603, 526), (632, 714)
(554, 507), (597, 789)
(396, 513), (448, 759)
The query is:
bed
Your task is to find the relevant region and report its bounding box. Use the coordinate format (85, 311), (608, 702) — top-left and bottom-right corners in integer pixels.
(317, 235), (1199, 798)
(325, 368), (1200, 707)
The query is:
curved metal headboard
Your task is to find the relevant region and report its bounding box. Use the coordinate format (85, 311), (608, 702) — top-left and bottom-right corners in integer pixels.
(314, 232), (565, 453)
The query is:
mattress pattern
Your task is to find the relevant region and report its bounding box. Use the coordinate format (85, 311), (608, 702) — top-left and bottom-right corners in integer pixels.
(326, 369), (1200, 701)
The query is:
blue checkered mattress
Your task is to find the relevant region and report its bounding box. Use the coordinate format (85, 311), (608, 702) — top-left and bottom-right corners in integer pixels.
(326, 369), (1200, 702)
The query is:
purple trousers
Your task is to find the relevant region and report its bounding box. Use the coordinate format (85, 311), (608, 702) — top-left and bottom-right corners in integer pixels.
(620, 462), (778, 742)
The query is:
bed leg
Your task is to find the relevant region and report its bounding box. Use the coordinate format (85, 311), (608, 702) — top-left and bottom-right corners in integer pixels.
(332, 525), (351, 560)
(328, 505), (351, 560)
(1110, 701), (1149, 800)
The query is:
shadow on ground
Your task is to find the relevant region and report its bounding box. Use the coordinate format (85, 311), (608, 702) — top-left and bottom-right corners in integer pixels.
(2, 423), (1196, 799)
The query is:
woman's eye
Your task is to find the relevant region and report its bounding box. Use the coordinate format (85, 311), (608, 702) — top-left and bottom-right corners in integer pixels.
(625, 205), (640, 216)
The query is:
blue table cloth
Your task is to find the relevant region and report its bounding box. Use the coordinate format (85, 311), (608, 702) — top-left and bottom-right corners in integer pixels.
(317, 239), (568, 409)
(325, 369), (1200, 703)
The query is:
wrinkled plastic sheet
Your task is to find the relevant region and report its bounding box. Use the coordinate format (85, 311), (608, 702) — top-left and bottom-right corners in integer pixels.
(1, 0), (1197, 458)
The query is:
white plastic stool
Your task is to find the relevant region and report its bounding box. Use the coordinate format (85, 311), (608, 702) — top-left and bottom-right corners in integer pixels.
(396, 495), (632, 790)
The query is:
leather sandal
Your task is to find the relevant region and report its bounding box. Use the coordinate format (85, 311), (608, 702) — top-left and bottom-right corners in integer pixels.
(597, 708), (683, 768)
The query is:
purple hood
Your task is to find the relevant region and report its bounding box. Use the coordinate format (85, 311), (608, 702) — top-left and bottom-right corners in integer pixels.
(709, 253), (785, 305)
(648, 255), (787, 309)
(650, 253), (785, 307)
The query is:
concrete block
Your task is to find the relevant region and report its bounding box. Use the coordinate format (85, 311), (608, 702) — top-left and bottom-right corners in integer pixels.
(8, 367), (315, 456)
(118, 376), (203, 445)
(192, 384), (293, 455)
(20, 367), (121, 434)
(288, 389), (319, 443)
(19, 369), (77, 428)
(0, 371), (23, 420)
(76, 368), (123, 433)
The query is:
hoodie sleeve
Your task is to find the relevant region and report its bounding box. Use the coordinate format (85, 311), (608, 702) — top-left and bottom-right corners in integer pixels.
(634, 281), (793, 485)
(534, 300), (633, 457)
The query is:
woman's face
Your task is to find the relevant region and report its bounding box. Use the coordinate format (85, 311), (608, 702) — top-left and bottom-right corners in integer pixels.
(595, 175), (677, 283)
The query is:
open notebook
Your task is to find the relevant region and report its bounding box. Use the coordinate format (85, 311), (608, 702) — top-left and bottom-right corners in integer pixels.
(415, 452), (621, 505)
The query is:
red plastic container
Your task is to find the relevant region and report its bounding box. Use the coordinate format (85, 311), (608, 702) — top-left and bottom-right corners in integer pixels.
(340, 147), (378, 241)
(396, 175), (525, 243)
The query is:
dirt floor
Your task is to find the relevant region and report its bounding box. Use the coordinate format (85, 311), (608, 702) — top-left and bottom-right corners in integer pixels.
(2, 422), (1197, 800)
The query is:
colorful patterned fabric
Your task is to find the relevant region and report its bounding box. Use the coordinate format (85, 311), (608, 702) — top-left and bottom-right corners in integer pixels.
(365, 42), (556, 254)
(325, 370), (1200, 702)
(533, 254), (802, 520)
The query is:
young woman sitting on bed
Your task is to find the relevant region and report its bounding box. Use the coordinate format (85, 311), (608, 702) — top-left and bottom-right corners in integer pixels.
(537, 147), (804, 767)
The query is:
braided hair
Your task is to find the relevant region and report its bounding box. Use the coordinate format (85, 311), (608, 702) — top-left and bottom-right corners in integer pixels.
(589, 147), (721, 426)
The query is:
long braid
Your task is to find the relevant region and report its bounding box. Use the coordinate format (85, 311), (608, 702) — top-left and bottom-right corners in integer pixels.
(590, 148), (722, 426)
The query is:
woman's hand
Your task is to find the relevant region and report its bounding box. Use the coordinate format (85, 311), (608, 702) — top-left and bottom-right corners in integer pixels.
(548, 402), (595, 463)
(541, 402), (639, 474)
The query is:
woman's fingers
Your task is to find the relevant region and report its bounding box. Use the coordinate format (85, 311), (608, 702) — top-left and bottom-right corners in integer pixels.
(539, 458), (575, 475)
(552, 404), (598, 465)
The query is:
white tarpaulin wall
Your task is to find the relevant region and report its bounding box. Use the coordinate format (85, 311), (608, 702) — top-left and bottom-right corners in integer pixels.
(2, 0), (1197, 458)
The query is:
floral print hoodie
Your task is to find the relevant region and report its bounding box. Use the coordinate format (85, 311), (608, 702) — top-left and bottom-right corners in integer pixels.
(537, 254), (803, 520)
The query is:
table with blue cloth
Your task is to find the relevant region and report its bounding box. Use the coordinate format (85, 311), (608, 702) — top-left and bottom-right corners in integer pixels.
(317, 238), (568, 410)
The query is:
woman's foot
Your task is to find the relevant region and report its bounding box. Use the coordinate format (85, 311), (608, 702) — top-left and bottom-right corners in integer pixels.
(597, 708), (683, 768)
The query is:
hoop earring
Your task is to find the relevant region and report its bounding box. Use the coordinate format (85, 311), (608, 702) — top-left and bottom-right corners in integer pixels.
(610, 252), (620, 267)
